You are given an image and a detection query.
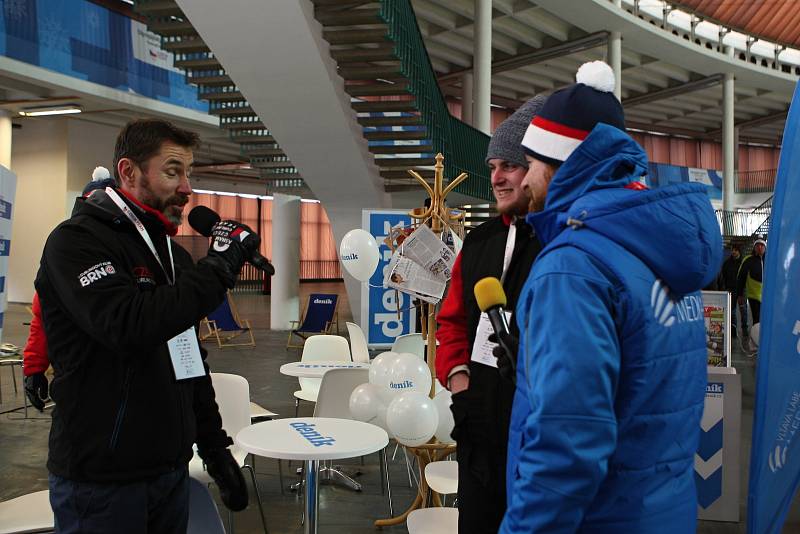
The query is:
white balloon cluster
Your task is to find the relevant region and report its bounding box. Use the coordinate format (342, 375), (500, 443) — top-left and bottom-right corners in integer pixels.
(339, 229), (380, 282)
(349, 351), (455, 446)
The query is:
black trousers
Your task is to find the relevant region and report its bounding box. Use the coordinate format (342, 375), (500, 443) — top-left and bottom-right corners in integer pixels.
(749, 298), (761, 325)
(49, 467), (189, 534)
(450, 371), (514, 534)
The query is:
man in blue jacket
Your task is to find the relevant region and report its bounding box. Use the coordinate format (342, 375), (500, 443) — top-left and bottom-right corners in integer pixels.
(501, 61), (722, 533)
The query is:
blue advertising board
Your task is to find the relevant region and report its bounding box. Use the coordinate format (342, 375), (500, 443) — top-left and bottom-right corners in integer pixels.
(0, 0), (206, 111)
(0, 165), (16, 342)
(361, 209), (416, 348)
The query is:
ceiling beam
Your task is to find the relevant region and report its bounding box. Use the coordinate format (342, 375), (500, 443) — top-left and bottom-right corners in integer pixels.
(622, 74), (724, 108)
(705, 110), (788, 137)
(438, 31), (609, 84)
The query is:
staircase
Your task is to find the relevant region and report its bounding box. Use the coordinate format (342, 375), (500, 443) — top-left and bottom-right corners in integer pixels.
(718, 195), (773, 252)
(133, 0), (308, 196)
(312, 0), (492, 200)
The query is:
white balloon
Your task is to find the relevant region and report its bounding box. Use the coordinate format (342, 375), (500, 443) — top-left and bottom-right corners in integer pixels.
(385, 352), (432, 396)
(339, 229), (380, 282)
(386, 391), (439, 447)
(369, 351), (399, 388)
(432, 390), (455, 443)
(349, 383), (390, 432)
(751, 323), (760, 348)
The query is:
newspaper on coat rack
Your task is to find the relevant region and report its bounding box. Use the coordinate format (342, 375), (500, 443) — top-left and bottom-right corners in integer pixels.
(384, 224), (455, 304)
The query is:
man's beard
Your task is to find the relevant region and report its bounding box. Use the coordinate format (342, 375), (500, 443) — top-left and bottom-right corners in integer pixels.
(527, 191), (545, 213)
(140, 177), (188, 226)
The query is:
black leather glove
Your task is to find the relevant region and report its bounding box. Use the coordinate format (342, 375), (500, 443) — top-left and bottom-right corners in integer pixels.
(202, 447), (248, 511)
(488, 331), (519, 384)
(24, 372), (48, 412)
(199, 220), (260, 288)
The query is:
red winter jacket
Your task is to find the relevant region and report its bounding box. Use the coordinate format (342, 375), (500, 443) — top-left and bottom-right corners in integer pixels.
(23, 291), (49, 376)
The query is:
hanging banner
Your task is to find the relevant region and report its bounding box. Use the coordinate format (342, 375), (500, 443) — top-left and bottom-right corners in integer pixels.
(0, 166), (17, 342)
(361, 209), (416, 348)
(747, 80), (800, 534)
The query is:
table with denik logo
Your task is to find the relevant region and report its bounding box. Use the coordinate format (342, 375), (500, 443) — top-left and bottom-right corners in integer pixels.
(279, 361), (370, 378)
(236, 417), (388, 534)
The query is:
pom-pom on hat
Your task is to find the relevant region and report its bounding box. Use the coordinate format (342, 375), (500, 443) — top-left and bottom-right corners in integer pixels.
(521, 61), (625, 166)
(82, 166), (117, 196)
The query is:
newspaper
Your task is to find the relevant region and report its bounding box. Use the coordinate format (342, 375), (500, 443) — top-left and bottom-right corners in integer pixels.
(385, 252), (446, 304)
(383, 224), (454, 304)
(398, 224), (456, 279)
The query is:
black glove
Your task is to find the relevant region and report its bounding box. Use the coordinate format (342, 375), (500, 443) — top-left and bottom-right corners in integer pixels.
(202, 447), (248, 511)
(199, 220), (260, 288)
(24, 372), (48, 412)
(488, 331), (519, 384)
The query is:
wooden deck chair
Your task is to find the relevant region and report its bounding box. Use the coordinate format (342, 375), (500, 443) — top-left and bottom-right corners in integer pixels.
(201, 292), (255, 348)
(286, 293), (340, 349)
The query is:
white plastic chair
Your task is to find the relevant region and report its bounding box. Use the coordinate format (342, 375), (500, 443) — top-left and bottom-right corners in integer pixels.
(0, 490), (53, 534)
(188, 478), (225, 534)
(407, 507), (458, 533)
(391, 333), (425, 359)
(293, 335), (351, 415)
(313, 369), (393, 515)
(345, 322), (370, 363)
(189, 373), (268, 534)
(425, 460), (458, 496)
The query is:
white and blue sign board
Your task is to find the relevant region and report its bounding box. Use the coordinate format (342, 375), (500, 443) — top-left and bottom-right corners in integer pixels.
(361, 209), (416, 348)
(0, 166), (16, 342)
(696, 369), (741, 522)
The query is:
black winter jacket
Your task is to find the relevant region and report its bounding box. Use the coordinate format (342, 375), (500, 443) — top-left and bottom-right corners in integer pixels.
(36, 189), (232, 482)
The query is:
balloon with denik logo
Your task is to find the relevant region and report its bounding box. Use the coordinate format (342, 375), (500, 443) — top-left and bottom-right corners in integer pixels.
(386, 391), (439, 447)
(385, 352), (431, 396)
(339, 229), (380, 282)
(349, 383), (390, 433)
(432, 389), (455, 444)
(751, 322), (761, 348)
(368, 351), (399, 388)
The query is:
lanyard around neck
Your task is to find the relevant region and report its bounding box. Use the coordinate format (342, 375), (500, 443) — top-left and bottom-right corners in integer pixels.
(105, 187), (175, 285)
(500, 220), (517, 284)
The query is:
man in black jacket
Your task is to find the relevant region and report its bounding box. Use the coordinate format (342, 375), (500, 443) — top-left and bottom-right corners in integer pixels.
(36, 119), (256, 533)
(719, 245), (742, 336)
(435, 96), (545, 533)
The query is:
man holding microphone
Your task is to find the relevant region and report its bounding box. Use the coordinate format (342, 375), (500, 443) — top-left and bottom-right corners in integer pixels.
(36, 119), (266, 532)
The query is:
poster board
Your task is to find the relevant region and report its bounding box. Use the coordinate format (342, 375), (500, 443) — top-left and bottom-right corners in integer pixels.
(0, 166), (16, 342)
(702, 291), (732, 368)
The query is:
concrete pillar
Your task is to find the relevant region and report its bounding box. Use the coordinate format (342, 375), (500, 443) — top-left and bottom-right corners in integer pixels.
(473, 0), (491, 134)
(609, 0), (622, 101)
(722, 47), (735, 228)
(0, 111), (12, 168)
(270, 193), (300, 330)
(462, 71), (474, 125)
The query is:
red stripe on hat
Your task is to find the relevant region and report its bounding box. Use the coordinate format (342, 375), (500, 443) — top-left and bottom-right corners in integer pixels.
(531, 116), (589, 141)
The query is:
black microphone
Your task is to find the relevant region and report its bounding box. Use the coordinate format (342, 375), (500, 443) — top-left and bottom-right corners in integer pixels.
(188, 205), (275, 275)
(474, 277), (516, 375)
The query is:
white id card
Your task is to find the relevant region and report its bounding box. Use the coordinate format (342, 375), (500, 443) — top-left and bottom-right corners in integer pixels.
(469, 311), (513, 368)
(168, 327), (205, 380)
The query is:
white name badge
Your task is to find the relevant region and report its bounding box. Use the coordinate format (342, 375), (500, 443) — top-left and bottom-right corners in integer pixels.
(470, 311), (513, 368)
(168, 327), (205, 380)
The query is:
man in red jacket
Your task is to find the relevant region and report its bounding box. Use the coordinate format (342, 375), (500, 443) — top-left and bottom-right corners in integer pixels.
(435, 96), (545, 533)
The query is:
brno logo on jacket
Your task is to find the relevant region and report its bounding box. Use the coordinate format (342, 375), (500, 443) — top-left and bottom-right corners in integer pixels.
(650, 279), (703, 327)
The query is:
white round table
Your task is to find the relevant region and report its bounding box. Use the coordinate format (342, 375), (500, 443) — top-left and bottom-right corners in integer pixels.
(236, 417), (388, 534)
(279, 361), (369, 378)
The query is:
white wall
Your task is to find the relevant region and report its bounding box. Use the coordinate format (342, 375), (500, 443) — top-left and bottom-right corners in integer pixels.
(6, 118), (118, 303)
(8, 119), (68, 303)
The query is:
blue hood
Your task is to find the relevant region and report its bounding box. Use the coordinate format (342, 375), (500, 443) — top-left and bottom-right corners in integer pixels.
(527, 124), (722, 295)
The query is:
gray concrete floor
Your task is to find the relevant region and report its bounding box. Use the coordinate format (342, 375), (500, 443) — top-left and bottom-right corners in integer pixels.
(0, 283), (798, 533)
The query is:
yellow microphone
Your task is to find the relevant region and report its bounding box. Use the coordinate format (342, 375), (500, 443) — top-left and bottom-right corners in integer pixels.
(474, 277), (515, 375)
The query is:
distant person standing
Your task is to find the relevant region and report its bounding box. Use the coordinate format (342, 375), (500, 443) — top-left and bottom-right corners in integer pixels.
(738, 238), (766, 326)
(719, 245), (743, 337)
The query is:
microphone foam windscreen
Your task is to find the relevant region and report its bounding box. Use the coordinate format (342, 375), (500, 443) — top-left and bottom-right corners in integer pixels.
(474, 277), (507, 312)
(188, 205), (220, 237)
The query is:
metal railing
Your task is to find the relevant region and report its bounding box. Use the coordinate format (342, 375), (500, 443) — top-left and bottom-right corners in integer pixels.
(736, 169), (776, 194)
(715, 198), (772, 238)
(378, 0), (493, 201)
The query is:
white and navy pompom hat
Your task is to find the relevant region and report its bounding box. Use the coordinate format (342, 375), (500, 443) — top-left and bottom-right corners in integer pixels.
(521, 61), (625, 166)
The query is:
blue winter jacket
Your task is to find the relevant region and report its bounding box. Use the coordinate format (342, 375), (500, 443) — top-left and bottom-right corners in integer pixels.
(501, 124), (722, 533)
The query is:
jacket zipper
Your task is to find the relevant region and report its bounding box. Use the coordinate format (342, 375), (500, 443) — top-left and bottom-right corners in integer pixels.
(109, 366), (134, 451)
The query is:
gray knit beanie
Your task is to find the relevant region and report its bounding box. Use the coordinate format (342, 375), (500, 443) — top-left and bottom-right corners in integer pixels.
(486, 94), (547, 168)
